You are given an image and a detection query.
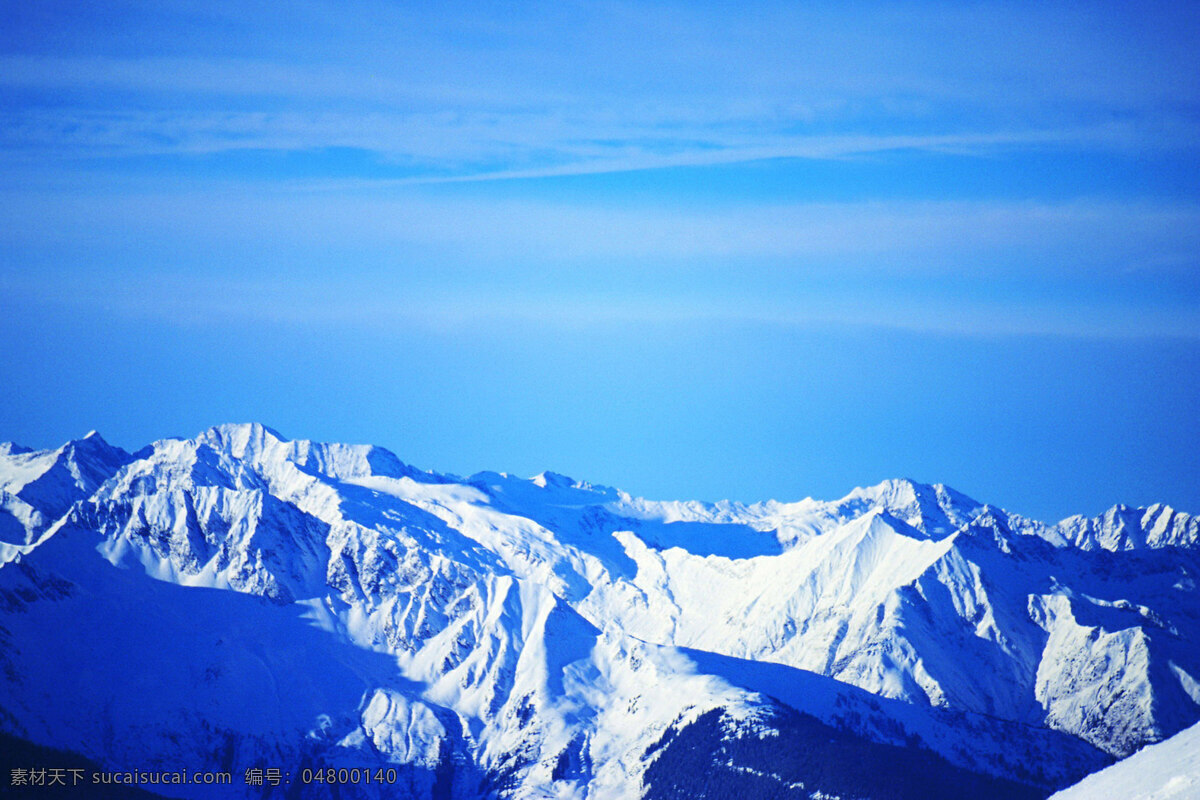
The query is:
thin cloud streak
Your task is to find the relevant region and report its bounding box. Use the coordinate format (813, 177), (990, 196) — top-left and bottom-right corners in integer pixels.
(6, 2), (1196, 115)
(374, 126), (1141, 185)
(2, 105), (1153, 177)
(5, 185), (1197, 278)
(6, 271), (1197, 342)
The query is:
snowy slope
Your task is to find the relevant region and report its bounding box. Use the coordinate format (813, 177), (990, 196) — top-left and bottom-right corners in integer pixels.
(2, 424), (1198, 798)
(1049, 720), (1200, 800)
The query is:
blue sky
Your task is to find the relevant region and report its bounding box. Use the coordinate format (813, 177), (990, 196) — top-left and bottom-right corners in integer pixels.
(2, 0), (1198, 521)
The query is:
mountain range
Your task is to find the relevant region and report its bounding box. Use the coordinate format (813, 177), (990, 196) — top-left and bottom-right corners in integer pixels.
(2, 423), (1198, 798)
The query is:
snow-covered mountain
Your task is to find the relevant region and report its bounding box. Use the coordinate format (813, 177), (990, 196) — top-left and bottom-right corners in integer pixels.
(2, 424), (1198, 798)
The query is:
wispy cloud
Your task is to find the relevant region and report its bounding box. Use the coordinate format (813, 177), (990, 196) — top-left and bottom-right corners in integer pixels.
(6, 184), (1196, 273)
(3, 2), (1198, 178)
(2, 104), (1136, 178)
(6, 264), (1197, 341)
(3, 2), (1198, 337)
(4, 185), (1197, 340)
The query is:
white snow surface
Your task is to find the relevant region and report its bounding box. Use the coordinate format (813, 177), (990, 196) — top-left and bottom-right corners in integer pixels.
(1, 423), (1198, 799)
(1050, 720), (1200, 800)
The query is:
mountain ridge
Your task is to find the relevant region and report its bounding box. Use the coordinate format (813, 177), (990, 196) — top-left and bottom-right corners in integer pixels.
(2, 423), (1197, 798)
(6, 422), (1193, 538)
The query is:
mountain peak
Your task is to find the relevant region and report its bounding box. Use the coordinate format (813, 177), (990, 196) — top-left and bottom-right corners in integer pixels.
(837, 477), (982, 536)
(532, 471), (576, 488)
(200, 422), (285, 453)
(63, 429), (124, 458)
(847, 477), (934, 504)
(1054, 502), (1199, 551)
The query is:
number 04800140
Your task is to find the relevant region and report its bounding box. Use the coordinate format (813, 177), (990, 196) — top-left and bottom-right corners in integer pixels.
(300, 768), (398, 785)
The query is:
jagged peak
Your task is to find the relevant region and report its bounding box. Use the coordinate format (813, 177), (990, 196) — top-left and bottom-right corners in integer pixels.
(1064, 501), (1193, 527)
(0, 441), (34, 457)
(532, 471), (576, 489)
(842, 477), (956, 507)
(955, 505), (1023, 551)
(845, 476), (924, 499)
(61, 429), (126, 458)
(532, 470), (619, 497)
(931, 481), (984, 510)
(185, 423), (437, 485)
(835, 477), (983, 536)
(199, 422), (286, 455)
(969, 504), (1008, 526)
(1050, 501), (1198, 552)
